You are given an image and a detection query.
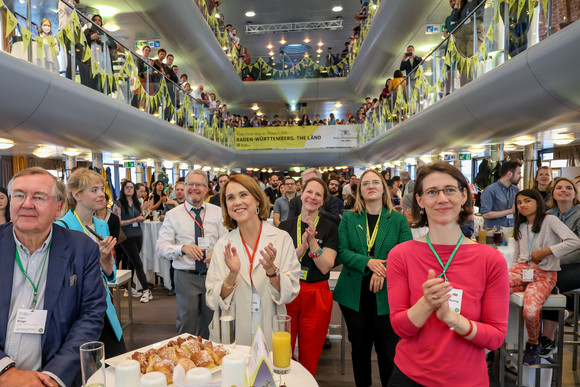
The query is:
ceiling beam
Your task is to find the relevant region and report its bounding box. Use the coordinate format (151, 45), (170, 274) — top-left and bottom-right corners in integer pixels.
(245, 20), (343, 34)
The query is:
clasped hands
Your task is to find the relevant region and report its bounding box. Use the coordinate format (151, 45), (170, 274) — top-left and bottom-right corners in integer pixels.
(299, 216), (318, 254)
(367, 258), (387, 294)
(422, 269), (456, 325)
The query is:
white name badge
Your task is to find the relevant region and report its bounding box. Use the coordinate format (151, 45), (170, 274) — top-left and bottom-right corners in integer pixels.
(448, 288), (463, 314)
(522, 269), (534, 282)
(14, 309), (47, 334)
(251, 292), (261, 313)
(197, 237), (210, 249)
(132, 222), (139, 227)
(506, 214), (514, 219)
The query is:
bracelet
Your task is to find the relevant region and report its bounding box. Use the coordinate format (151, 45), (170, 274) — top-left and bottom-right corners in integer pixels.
(449, 313), (460, 331)
(309, 247), (323, 259)
(461, 321), (474, 337)
(222, 277), (237, 290)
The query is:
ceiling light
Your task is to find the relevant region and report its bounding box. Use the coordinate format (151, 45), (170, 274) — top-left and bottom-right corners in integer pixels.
(202, 166), (211, 171)
(317, 41), (323, 46)
(267, 169), (273, 173)
(252, 168), (259, 171)
(251, 104), (259, 111)
(405, 158), (417, 165)
(512, 135), (535, 146)
(0, 138), (14, 149)
(331, 109), (338, 114)
(94, 5), (118, 17)
(110, 154), (124, 161)
(103, 23), (119, 32)
(162, 161), (174, 169)
(261, 168), (267, 172)
(245, 11), (255, 17)
(316, 48), (322, 54)
(268, 51), (274, 56)
(279, 39), (286, 45)
(304, 38), (310, 43)
(551, 133), (574, 145)
(33, 147), (52, 158)
(335, 102), (342, 108)
(267, 44), (273, 49)
(257, 111), (263, 116)
(503, 144), (516, 151)
(83, 153), (93, 161)
(63, 148), (82, 156)
(294, 118), (300, 122)
(332, 6), (343, 12)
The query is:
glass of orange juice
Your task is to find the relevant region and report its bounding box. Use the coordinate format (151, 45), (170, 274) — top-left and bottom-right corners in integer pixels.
(272, 315), (291, 374)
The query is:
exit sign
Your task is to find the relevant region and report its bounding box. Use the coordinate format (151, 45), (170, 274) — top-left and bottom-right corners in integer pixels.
(123, 161), (135, 168)
(459, 153), (472, 160)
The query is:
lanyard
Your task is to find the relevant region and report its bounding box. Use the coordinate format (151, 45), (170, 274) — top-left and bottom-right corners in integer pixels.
(72, 210), (90, 236)
(502, 185), (512, 208)
(366, 211), (382, 255)
(426, 233), (463, 281)
(15, 240), (52, 311)
(557, 206), (574, 223)
(184, 203), (206, 236)
(526, 224), (536, 266)
(296, 214), (320, 261)
(240, 221), (263, 284)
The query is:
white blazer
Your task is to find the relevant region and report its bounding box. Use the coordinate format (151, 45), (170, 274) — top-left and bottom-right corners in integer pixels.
(206, 221), (301, 347)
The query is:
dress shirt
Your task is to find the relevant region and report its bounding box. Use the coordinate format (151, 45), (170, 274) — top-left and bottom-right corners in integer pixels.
(3, 229), (64, 386)
(480, 181), (519, 228)
(273, 195), (292, 222)
(156, 201), (228, 270)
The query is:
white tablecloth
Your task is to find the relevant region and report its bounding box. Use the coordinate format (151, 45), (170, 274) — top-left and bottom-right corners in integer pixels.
(138, 220), (172, 290)
(104, 345), (318, 386)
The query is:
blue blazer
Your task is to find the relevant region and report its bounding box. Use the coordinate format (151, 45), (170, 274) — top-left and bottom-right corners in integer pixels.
(0, 223), (106, 387)
(57, 210), (123, 341)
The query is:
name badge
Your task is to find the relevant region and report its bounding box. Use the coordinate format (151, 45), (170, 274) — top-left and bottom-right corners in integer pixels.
(251, 292), (261, 313)
(300, 268), (308, 281)
(522, 269), (534, 282)
(14, 309), (47, 334)
(448, 288), (463, 314)
(506, 214), (514, 219)
(132, 222), (139, 227)
(197, 237), (210, 249)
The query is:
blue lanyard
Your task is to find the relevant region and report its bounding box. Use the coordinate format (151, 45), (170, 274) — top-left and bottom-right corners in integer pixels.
(526, 224), (536, 266)
(557, 206), (574, 223)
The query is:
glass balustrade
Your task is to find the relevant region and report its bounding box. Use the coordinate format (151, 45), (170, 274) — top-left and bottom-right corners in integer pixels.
(0, 0), (236, 149)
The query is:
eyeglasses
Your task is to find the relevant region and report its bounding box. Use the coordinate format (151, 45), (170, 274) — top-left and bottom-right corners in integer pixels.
(124, 186), (134, 189)
(11, 192), (54, 206)
(285, 182), (296, 186)
(185, 182), (207, 188)
(361, 180), (381, 188)
(422, 186), (461, 199)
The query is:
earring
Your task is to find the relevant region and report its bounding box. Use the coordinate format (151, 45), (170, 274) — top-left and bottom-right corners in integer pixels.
(461, 205), (464, 212)
(256, 206), (260, 214)
(420, 208), (424, 215)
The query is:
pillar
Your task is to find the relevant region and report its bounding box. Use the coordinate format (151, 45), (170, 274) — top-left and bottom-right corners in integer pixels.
(523, 143), (536, 190)
(65, 155), (77, 177)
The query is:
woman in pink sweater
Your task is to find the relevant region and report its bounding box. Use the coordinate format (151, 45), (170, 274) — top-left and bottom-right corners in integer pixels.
(387, 163), (509, 386)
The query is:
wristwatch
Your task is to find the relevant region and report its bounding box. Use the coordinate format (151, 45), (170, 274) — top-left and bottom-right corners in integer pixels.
(0, 361), (15, 376)
(266, 267), (279, 278)
(309, 247), (323, 259)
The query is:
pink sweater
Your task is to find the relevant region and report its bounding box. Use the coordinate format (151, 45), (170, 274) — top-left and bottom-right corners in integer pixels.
(387, 241), (509, 386)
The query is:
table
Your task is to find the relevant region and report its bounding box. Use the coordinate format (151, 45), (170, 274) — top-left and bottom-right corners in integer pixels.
(104, 346), (318, 386)
(138, 220), (172, 290)
(108, 269), (133, 346)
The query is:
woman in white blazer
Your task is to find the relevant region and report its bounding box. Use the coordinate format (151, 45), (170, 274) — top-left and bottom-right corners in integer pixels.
(206, 174), (301, 347)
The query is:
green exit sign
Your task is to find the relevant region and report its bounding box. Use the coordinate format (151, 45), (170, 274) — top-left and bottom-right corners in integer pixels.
(458, 153), (472, 160)
(123, 161), (135, 168)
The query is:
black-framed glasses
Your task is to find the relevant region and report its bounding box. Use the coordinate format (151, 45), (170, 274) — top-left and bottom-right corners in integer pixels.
(422, 186), (461, 199)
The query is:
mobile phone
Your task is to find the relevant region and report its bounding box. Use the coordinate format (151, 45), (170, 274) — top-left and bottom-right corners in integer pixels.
(87, 226), (104, 241)
(405, 52), (413, 57)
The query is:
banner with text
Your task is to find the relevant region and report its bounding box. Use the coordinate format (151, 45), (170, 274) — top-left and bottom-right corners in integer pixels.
(235, 125), (358, 150)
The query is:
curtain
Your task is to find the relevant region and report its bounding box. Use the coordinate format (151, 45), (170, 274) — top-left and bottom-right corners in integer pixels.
(554, 146), (580, 167)
(146, 166), (153, 187)
(12, 156), (28, 175)
(0, 156), (13, 187)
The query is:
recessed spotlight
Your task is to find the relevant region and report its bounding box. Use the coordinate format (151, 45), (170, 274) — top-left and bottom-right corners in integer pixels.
(335, 102), (342, 108)
(317, 41), (323, 46)
(268, 51), (274, 56)
(316, 48), (322, 54)
(251, 105), (259, 111)
(304, 38), (310, 43)
(245, 11), (255, 17)
(332, 6), (343, 12)
(280, 39), (286, 45)
(103, 23), (120, 32)
(267, 44), (273, 49)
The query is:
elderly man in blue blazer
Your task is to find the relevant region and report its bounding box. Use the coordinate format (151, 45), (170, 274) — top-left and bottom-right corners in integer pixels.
(0, 167), (106, 387)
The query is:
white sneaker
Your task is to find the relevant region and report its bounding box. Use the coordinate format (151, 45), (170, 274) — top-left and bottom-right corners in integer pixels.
(131, 288), (143, 298)
(140, 289), (152, 303)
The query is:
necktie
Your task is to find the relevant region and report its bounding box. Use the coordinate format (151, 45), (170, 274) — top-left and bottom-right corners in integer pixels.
(192, 207), (207, 273)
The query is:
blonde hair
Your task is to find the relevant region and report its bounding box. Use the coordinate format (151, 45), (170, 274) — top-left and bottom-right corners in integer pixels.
(548, 177), (579, 209)
(352, 169), (393, 214)
(66, 168), (106, 211)
(221, 174), (270, 230)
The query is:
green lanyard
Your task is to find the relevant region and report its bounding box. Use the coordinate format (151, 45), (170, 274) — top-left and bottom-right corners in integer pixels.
(14, 240), (52, 311)
(426, 233), (463, 282)
(297, 214), (319, 261)
(366, 211), (382, 255)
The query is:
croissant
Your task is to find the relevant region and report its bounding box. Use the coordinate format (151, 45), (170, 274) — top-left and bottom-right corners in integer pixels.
(131, 351), (148, 374)
(152, 359), (175, 384)
(191, 350), (216, 368)
(176, 357), (196, 372)
(146, 354), (163, 373)
(157, 346), (179, 363)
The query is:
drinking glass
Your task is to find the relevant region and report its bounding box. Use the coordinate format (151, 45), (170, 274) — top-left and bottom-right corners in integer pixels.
(220, 302), (236, 346)
(493, 231), (503, 246)
(80, 341), (106, 387)
(271, 315), (291, 374)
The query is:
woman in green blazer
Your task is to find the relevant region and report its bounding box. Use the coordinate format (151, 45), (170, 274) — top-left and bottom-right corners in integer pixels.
(334, 169), (412, 386)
